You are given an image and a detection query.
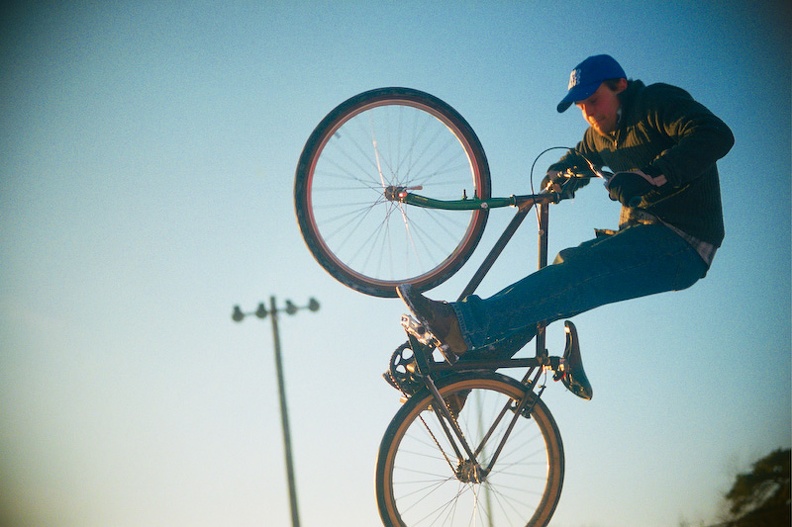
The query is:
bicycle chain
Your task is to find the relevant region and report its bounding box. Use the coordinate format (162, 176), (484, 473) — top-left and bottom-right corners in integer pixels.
(385, 341), (460, 474)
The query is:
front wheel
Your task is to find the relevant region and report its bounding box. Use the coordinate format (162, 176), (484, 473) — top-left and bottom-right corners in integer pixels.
(294, 87), (491, 298)
(375, 372), (565, 526)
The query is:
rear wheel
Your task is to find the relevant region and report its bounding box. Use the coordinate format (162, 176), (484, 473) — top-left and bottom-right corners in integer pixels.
(376, 372), (565, 526)
(294, 87), (491, 298)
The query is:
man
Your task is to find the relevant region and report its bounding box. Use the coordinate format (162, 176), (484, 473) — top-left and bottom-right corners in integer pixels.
(397, 54), (734, 372)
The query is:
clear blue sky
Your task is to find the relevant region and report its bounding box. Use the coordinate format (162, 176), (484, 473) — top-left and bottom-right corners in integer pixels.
(1, 2), (790, 526)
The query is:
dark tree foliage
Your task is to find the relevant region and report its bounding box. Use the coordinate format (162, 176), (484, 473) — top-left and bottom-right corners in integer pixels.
(723, 448), (790, 526)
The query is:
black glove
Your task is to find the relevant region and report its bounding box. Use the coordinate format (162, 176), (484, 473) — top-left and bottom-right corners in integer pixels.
(541, 169), (580, 200)
(606, 171), (656, 207)
(541, 170), (561, 191)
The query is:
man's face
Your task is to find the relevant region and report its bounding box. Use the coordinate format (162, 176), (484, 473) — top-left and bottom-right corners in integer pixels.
(575, 80), (627, 135)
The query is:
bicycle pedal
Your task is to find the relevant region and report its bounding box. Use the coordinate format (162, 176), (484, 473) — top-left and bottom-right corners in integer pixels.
(400, 314), (458, 365)
(401, 314), (433, 345)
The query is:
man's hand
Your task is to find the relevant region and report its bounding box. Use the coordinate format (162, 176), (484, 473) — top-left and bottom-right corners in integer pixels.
(541, 169), (581, 200)
(541, 170), (563, 192)
(606, 169), (667, 206)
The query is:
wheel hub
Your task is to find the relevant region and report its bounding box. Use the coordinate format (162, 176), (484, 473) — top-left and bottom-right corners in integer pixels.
(456, 459), (487, 484)
(383, 185), (403, 201)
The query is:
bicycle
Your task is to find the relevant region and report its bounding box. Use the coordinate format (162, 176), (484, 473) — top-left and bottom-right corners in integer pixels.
(294, 87), (600, 526)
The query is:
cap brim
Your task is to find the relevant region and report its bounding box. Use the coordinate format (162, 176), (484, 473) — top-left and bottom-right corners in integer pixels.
(556, 99), (575, 113)
(556, 82), (601, 113)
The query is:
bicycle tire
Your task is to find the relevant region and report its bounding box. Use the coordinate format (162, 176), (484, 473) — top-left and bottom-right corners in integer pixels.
(294, 87), (491, 298)
(375, 372), (565, 527)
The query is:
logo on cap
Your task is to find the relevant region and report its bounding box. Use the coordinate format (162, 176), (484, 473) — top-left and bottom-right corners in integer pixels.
(568, 68), (582, 90)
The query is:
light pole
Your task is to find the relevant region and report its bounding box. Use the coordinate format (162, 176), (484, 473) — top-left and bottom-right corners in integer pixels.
(232, 296), (320, 527)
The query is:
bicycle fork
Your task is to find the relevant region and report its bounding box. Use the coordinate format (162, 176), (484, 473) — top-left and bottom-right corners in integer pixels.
(419, 363), (547, 484)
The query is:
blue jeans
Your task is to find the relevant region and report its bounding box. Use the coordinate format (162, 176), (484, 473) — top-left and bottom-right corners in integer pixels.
(452, 223), (709, 357)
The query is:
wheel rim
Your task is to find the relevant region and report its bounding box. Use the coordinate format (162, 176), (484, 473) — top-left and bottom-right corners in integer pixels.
(296, 90), (489, 297)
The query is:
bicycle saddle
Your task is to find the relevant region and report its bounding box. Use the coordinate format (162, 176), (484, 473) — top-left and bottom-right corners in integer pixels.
(557, 321), (593, 400)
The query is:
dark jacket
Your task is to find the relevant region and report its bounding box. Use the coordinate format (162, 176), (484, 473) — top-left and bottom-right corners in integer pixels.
(551, 80), (734, 246)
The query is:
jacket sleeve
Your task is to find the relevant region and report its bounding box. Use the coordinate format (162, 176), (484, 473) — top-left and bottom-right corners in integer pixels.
(643, 84), (735, 188)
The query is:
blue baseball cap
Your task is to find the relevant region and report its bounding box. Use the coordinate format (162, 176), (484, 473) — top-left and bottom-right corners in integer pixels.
(557, 54), (627, 113)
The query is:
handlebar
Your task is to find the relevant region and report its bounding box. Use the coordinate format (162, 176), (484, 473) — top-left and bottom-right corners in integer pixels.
(396, 190), (561, 211)
(389, 162), (615, 212)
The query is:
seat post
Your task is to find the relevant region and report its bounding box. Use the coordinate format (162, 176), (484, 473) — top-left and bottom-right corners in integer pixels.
(535, 202), (550, 358)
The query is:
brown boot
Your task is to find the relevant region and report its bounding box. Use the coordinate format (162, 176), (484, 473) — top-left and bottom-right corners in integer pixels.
(396, 284), (468, 356)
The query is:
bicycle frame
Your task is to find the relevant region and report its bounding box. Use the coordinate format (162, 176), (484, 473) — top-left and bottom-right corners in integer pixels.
(391, 190), (573, 469)
(397, 189), (561, 365)
(387, 192), (563, 464)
